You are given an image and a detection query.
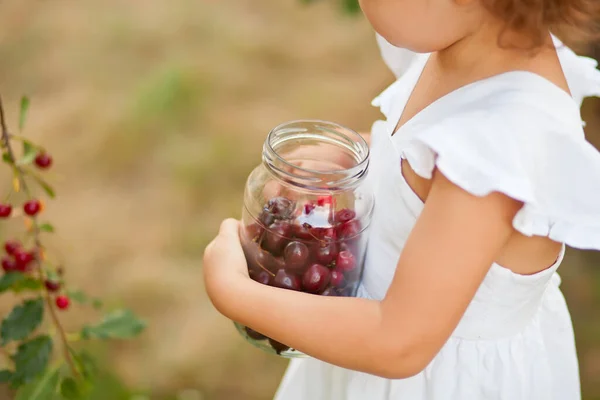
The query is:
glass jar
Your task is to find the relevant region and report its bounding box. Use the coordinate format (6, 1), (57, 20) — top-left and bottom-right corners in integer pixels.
(236, 120), (374, 357)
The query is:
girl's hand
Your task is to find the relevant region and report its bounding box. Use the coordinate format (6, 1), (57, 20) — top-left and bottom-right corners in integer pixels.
(203, 219), (250, 312)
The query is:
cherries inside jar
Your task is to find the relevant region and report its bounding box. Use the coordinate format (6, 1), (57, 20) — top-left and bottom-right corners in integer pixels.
(236, 120), (374, 358)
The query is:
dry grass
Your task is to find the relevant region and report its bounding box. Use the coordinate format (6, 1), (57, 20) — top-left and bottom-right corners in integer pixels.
(0, 0), (599, 399)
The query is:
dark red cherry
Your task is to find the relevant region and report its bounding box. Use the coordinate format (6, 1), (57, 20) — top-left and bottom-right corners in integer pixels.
(263, 221), (292, 255)
(334, 208), (356, 223)
(269, 338), (290, 355)
(284, 241), (310, 271)
(321, 287), (337, 296)
(245, 223), (263, 241)
(302, 264), (331, 294)
(337, 220), (361, 240)
(245, 327), (267, 340)
(273, 269), (301, 291)
(292, 223), (313, 241)
(251, 270), (273, 285)
(1, 257), (17, 272)
(314, 242), (338, 266)
(259, 210), (276, 227)
(266, 197), (295, 220)
(336, 250), (356, 272)
(304, 203), (316, 215)
(330, 268), (345, 288)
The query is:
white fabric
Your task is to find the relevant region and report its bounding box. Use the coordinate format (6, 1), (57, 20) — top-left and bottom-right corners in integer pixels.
(274, 36), (600, 400)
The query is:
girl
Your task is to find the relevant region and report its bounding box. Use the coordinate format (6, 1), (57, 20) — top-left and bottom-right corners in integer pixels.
(203, 0), (600, 398)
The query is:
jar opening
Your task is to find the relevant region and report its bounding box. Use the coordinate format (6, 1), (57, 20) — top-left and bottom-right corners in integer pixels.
(263, 120), (369, 191)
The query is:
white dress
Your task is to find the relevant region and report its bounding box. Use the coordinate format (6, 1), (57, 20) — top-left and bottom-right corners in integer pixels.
(274, 36), (600, 400)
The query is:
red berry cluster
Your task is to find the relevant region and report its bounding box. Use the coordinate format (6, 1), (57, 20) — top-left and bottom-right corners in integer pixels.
(1, 239), (69, 310)
(240, 196), (364, 354)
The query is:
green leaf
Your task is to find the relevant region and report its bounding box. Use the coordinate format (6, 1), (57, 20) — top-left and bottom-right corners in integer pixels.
(10, 335), (53, 387)
(59, 376), (89, 400)
(31, 173), (56, 198)
(38, 223), (55, 233)
(1, 298), (44, 344)
(0, 272), (26, 293)
(81, 309), (146, 340)
(0, 369), (13, 383)
(2, 152), (11, 164)
(19, 97), (30, 132)
(20, 140), (37, 165)
(69, 349), (98, 381)
(15, 366), (60, 400)
(91, 299), (103, 310)
(12, 277), (43, 293)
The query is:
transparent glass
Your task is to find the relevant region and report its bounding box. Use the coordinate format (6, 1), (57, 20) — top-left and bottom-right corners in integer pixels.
(236, 120), (374, 358)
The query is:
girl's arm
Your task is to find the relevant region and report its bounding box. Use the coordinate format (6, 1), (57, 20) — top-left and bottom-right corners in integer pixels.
(203, 169), (521, 378)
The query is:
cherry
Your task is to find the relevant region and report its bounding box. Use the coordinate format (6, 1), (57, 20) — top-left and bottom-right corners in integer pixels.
(284, 241), (309, 271)
(321, 287), (337, 296)
(44, 279), (61, 292)
(263, 221), (292, 255)
(23, 200), (41, 216)
(292, 223), (313, 241)
(337, 220), (361, 240)
(0, 204), (12, 218)
(13, 249), (34, 271)
(251, 270), (273, 286)
(273, 269), (301, 291)
(302, 264), (330, 294)
(336, 251), (356, 272)
(334, 208), (356, 223)
(268, 338), (290, 355)
(245, 223), (263, 241)
(310, 226), (336, 241)
(330, 268), (345, 288)
(1, 257), (17, 272)
(34, 152), (53, 169)
(259, 210), (276, 227)
(55, 295), (70, 310)
(245, 327), (267, 341)
(266, 197), (295, 220)
(314, 242), (338, 266)
(4, 240), (21, 255)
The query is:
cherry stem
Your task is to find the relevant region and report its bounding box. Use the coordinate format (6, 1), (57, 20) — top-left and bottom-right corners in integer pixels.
(254, 253), (276, 277)
(0, 95), (80, 378)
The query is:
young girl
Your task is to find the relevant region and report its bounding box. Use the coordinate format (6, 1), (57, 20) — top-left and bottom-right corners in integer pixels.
(203, 0), (600, 398)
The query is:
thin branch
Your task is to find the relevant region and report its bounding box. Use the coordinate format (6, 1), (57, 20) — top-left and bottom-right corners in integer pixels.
(0, 95), (79, 378)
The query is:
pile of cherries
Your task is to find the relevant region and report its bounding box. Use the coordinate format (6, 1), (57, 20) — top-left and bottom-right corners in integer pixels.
(240, 196), (364, 355)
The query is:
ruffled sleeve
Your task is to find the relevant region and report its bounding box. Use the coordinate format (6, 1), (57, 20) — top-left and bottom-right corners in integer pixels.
(391, 103), (600, 251)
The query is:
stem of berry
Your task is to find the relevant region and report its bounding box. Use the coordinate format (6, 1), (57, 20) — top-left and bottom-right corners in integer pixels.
(0, 95), (80, 378)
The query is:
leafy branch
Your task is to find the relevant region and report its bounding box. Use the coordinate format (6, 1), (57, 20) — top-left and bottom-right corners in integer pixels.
(0, 95), (146, 399)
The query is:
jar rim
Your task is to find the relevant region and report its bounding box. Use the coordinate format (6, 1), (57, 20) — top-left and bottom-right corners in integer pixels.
(264, 119), (370, 191)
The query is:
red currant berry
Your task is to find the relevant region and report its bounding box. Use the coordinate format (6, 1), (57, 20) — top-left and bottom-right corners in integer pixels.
(1, 257), (17, 272)
(55, 295), (70, 310)
(4, 240), (21, 255)
(44, 279), (61, 292)
(34, 152), (53, 169)
(23, 200), (41, 216)
(0, 204), (12, 218)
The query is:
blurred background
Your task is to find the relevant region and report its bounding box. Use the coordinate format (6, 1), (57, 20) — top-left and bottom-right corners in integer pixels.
(0, 0), (599, 399)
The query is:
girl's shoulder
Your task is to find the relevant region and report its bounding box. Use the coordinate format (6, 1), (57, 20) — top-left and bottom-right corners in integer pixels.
(373, 35), (600, 251)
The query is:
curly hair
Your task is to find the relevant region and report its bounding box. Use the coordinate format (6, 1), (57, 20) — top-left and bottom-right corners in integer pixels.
(481, 0), (600, 49)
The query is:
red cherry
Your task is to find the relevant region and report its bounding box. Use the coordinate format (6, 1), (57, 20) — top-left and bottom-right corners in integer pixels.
(44, 280), (61, 292)
(4, 240), (21, 255)
(34, 153), (53, 169)
(330, 268), (345, 288)
(1, 257), (17, 272)
(0, 204), (12, 218)
(23, 200), (41, 216)
(13, 249), (34, 271)
(55, 295), (70, 310)
(336, 250), (356, 272)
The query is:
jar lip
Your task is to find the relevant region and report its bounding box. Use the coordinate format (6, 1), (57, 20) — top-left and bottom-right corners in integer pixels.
(265, 119), (370, 190)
